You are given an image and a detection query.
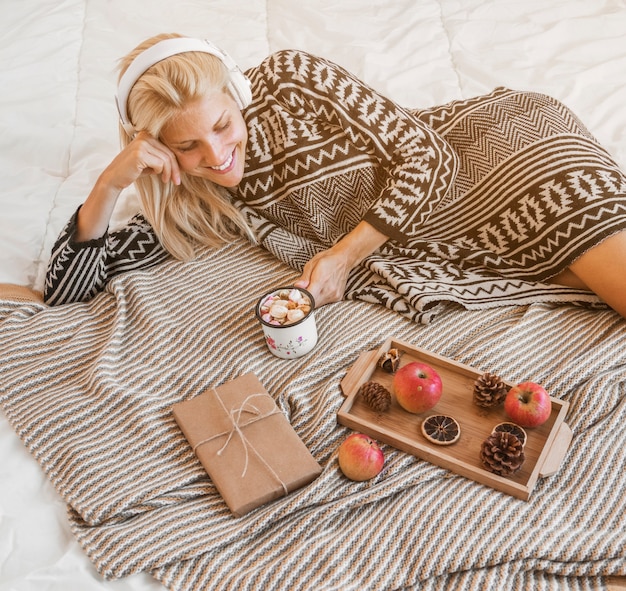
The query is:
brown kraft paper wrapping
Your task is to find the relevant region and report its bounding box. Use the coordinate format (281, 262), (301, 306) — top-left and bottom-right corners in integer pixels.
(172, 372), (322, 517)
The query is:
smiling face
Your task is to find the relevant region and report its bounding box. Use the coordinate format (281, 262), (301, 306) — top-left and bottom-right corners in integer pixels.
(160, 90), (248, 187)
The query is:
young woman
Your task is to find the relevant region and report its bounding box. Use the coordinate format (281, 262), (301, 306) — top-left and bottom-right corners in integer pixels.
(44, 33), (626, 321)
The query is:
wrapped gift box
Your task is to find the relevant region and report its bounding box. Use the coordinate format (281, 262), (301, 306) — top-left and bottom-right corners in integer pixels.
(172, 372), (322, 516)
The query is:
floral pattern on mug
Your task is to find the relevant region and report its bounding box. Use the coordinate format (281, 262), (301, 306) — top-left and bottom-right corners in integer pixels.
(265, 335), (309, 356)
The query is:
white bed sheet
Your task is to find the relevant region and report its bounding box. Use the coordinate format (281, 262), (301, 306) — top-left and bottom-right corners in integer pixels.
(1, 1), (625, 589)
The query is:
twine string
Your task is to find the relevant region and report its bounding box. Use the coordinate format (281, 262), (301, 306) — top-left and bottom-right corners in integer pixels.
(192, 391), (289, 494)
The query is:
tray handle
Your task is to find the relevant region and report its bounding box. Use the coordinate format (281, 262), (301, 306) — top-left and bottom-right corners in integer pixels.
(539, 421), (573, 477)
(340, 349), (379, 396)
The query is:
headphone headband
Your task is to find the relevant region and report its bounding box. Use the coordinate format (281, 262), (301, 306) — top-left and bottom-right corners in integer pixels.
(115, 37), (252, 136)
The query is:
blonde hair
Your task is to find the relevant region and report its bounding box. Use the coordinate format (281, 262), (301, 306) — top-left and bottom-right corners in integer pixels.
(118, 33), (255, 260)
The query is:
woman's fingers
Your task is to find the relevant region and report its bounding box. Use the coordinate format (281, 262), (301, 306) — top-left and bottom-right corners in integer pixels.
(104, 133), (178, 190)
(295, 250), (349, 306)
(133, 132), (181, 185)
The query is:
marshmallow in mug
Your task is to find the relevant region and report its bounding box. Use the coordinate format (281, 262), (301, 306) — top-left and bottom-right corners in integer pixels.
(259, 288), (312, 326)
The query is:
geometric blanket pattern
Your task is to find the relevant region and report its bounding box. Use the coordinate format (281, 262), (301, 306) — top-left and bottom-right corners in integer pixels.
(236, 70), (626, 323)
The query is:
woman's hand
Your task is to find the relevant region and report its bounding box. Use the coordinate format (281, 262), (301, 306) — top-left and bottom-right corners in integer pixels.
(294, 247), (352, 306)
(75, 132), (181, 242)
(103, 131), (181, 190)
(294, 221), (388, 306)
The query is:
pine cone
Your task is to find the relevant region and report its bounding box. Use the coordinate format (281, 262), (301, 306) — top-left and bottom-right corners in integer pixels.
(358, 381), (392, 412)
(473, 372), (508, 408)
(480, 431), (525, 476)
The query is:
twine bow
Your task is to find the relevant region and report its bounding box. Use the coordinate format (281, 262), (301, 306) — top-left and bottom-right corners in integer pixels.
(193, 391), (289, 495)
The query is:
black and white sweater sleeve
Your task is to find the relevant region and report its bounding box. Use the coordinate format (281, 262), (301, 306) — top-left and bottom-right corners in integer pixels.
(43, 208), (170, 306)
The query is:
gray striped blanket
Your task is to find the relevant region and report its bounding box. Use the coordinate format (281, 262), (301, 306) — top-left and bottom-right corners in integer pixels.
(1, 239), (625, 590)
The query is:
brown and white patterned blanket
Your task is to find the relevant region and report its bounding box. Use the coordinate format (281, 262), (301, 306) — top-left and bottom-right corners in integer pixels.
(238, 87), (626, 324)
(0, 238), (624, 590)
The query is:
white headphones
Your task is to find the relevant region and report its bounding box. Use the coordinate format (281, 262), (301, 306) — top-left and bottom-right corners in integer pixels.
(115, 37), (252, 136)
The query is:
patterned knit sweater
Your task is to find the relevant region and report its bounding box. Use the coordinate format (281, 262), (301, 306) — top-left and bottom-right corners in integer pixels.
(44, 50), (626, 319)
(44, 49), (455, 305)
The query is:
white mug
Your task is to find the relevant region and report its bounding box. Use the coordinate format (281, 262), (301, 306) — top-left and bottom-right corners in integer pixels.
(255, 287), (318, 359)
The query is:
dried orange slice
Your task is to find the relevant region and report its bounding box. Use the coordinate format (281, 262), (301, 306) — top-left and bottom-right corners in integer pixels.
(421, 414), (461, 445)
(492, 422), (527, 447)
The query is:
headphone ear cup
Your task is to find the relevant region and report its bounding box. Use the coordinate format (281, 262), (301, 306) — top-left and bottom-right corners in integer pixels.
(227, 71), (252, 109)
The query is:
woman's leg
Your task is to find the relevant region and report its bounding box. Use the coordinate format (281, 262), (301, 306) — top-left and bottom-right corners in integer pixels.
(552, 231), (626, 318)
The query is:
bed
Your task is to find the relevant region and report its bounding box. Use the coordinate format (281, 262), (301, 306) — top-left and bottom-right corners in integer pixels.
(1, 1), (625, 590)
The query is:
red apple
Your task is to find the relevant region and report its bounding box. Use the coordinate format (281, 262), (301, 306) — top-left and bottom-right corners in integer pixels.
(393, 361), (443, 414)
(504, 381), (552, 427)
(338, 433), (384, 481)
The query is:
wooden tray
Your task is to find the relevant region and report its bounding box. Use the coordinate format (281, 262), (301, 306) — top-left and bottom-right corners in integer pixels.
(337, 337), (572, 500)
